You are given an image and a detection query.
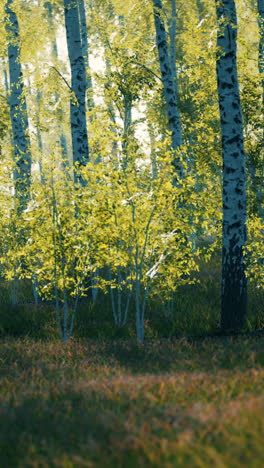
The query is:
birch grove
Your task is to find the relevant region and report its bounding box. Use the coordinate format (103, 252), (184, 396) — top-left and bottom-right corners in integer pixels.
(0, 0), (262, 341)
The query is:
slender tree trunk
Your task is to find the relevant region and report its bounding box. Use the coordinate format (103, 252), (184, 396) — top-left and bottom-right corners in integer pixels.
(215, 0), (247, 331)
(5, 0), (31, 213)
(168, 0), (177, 96)
(78, 0), (95, 116)
(2, 57), (9, 92)
(45, 1), (59, 57)
(64, 0), (89, 183)
(45, 1), (69, 167)
(152, 0), (183, 178)
(122, 93), (132, 170)
(32, 274), (39, 305)
(257, 0), (264, 219)
(10, 278), (19, 305)
(117, 15), (134, 170)
(135, 278), (144, 342)
(105, 56), (118, 155)
(35, 89), (45, 182)
(149, 126), (158, 179)
(258, 0), (264, 100)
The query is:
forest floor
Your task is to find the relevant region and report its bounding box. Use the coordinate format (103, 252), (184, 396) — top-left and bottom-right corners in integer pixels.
(1, 335), (264, 467)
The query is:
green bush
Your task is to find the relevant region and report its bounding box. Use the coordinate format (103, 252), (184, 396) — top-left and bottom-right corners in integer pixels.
(0, 303), (58, 339)
(0, 271), (263, 341)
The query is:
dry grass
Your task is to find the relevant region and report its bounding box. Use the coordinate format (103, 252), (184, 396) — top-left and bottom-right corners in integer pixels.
(1, 335), (264, 467)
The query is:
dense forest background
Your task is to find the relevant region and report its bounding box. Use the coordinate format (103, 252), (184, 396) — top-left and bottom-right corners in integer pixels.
(0, 0), (263, 342)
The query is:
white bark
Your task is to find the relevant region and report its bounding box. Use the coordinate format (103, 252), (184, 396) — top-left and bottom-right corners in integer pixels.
(152, 0), (183, 178)
(78, 0), (95, 115)
(5, 0), (31, 213)
(257, 0), (264, 219)
(45, 2), (69, 167)
(168, 0), (177, 97)
(64, 0), (89, 183)
(108, 268), (132, 327)
(258, 0), (264, 94)
(216, 0), (247, 330)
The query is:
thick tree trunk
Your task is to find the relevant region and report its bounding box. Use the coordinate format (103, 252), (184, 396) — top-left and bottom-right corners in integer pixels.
(64, 0), (89, 183)
(152, 0), (183, 178)
(5, 0), (31, 213)
(215, 0), (247, 331)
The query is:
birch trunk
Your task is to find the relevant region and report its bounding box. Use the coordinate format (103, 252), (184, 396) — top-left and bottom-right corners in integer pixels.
(152, 0), (183, 178)
(45, 1), (69, 165)
(5, 0), (31, 213)
(135, 279), (144, 342)
(215, 0), (247, 331)
(2, 58), (9, 92)
(168, 0), (177, 96)
(78, 0), (95, 115)
(258, 0), (264, 99)
(122, 94), (132, 170)
(64, 0), (89, 183)
(257, 0), (264, 219)
(105, 57), (118, 163)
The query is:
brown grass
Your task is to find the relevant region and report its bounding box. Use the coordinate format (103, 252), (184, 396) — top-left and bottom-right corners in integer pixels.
(1, 336), (264, 467)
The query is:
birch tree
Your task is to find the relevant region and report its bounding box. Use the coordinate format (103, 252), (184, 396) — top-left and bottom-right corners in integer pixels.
(78, 0), (95, 116)
(45, 0), (69, 166)
(64, 0), (89, 183)
(152, 0), (183, 178)
(257, 0), (264, 219)
(168, 0), (178, 97)
(5, 0), (31, 213)
(215, 0), (247, 331)
(258, 0), (264, 101)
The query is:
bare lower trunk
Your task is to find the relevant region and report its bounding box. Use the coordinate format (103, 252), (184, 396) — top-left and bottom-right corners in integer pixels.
(32, 276), (39, 305)
(10, 278), (19, 305)
(109, 268), (131, 327)
(63, 287), (70, 342)
(135, 279), (147, 342)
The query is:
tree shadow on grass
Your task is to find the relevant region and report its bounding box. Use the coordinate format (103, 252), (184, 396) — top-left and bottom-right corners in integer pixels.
(0, 390), (129, 468)
(100, 333), (264, 374)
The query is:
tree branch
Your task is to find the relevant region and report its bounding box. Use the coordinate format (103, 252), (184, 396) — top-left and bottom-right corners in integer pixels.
(50, 66), (72, 92)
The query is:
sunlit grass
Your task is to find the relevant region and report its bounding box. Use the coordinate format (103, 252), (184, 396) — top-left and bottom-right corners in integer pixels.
(1, 336), (264, 467)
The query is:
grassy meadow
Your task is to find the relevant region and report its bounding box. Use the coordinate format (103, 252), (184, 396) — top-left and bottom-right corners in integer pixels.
(1, 334), (264, 467)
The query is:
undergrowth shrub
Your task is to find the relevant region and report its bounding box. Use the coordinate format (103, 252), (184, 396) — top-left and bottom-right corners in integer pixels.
(0, 303), (58, 339)
(0, 273), (263, 340)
